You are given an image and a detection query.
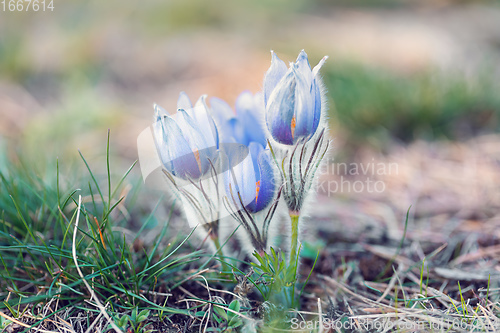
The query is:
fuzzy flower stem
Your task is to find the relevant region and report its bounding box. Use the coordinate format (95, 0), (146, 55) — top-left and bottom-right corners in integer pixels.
(289, 213), (300, 267)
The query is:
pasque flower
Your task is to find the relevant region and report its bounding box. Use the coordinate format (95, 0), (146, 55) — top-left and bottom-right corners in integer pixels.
(211, 91), (267, 148)
(211, 92), (281, 253)
(264, 50), (327, 146)
(224, 143), (280, 253)
(153, 93), (218, 180)
(224, 142), (275, 214)
(153, 92), (228, 269)
(263, 50), (330, 265)
(211, 92), (276, 213)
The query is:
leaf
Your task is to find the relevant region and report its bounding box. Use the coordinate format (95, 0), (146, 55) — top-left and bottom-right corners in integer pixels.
(195, 311), (206, 317)
(213, 305), (228, 321)
(227, 300), (240, 322)
(137, 311), (149, 323)
(228, 317), (243, 328)
(117, 315), (129, 328)
(252, 251), (266, 268)
(213, 313), (222, 324)
(130, 308), (138, 322)
(138, 309), (150, 318)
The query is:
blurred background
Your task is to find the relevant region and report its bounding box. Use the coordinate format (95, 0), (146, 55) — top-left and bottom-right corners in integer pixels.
(2, 0), (500, 245)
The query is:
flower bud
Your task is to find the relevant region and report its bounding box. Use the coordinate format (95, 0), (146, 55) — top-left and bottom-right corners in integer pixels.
(264, 50), (327, 145)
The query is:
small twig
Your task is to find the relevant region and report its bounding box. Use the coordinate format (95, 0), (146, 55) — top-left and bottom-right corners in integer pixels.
(317, 298), (324, 333)
(177, 286), (199, 300)
(184, 299), (254, 321)
(193, 280), (242, 300)
(376, 264), (404, 303)
(82, 311), (104, 333)
(344, 297), (362, 331)
(0, 311), (59, 333)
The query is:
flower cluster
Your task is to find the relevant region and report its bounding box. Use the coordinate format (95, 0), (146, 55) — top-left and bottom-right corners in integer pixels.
(152, 50), (329, 263)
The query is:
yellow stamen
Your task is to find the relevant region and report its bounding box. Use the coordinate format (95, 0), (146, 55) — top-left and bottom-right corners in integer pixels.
(255, 180), (261, 202)
(291, 116), (296, 139)
(193, 149), (202, 172)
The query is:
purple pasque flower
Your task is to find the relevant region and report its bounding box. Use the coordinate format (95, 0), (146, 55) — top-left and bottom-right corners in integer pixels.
(153, 92), (219, 180)
(210, 91), (280, 252)
(223, 141), (279, 252)
(210, 91), (267, 148)
(210, 91), (276, 213)
(264, 50), (327, 145)
(224, 141), (275, 214)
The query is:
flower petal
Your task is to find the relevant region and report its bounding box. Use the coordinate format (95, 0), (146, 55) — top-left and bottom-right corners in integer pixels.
(152, 105), (171, 169)
(210, 97), (236, 144)
(193, 95), (219, 149)
(266, 70), (296, 145)
(293, 65), (315, 141)
(224, 144), (256, 210)
(228, 118), (247, 145)
(253, 149), (276, 212)
(248, 141), (264, 182)
(175, 109), (213, 175)
(177, 91), (193, 111)
(311, 56), (327, 135)
(236, 91), (268, 147)
(311, 79), (322, 136)
(154, 103), (169, 118)
(210, 97), (235, 124)
(295, 49), (312, 88)
(159, 114), (201, 179)
(263, 51), (288, 106)
(312, 55), (328, 77)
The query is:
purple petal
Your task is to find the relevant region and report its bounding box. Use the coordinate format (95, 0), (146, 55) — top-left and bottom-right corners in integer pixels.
(228, 118), (247, 145)
(253, 149), (276, 213)
(175, 110), (212, 175)
(248, 142), (264, 181)
(266, 70), (295, 145)
(236, 92), (268, 147)
(295, 50), (313, 88)
(312, 56), (328, 77)
(159, 114), (201, 179)
(210, 96), (235, 144)
(293, 65), (315, 141)
(224, 144), (256, 209)
(210, 96), (235, 124)
(263, 51), (288, 106)
(311, 79), (322, 136)
(193, 95), (219, 149)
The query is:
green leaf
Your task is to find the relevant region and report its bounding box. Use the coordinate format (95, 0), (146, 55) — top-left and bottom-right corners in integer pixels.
(228, 317), (243, 328)
(117, 315), (129, 327)
(213, 305), (227, 321)
(213, 313), (222, 324)
(130, 307), (138, 321)
(137, 309), (150, 323)
(195, 311), (206, 317)
(227, 300), (240, 322)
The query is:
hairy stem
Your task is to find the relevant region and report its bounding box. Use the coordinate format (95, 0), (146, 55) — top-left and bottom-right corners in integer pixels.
(289, 213), (300, 267)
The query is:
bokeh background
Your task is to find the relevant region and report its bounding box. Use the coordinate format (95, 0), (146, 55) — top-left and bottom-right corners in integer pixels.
(2, 0), (500, 248)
